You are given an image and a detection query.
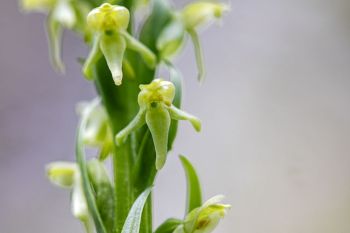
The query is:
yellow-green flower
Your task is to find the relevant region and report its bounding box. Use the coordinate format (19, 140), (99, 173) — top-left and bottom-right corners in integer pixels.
(181, 2), (229, 30)
(46, 161), (89, 221)
(83, 3), (156, 86)
(116, 79), (201, 170)
(174, 195), (231, 233)
(77, 98), (113, 160)
(20, 0), (79, 72)
(157, 1), (229, 82)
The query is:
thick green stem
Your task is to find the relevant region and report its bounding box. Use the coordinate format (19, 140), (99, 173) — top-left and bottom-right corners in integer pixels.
(114, 142), (133, 232)
(93, 58), (138, 233)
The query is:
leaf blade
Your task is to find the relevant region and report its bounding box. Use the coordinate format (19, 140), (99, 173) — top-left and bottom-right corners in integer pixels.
(76, 120), (107, 233)
(121, 187), (152, 233)
(179, 155), (202, 214)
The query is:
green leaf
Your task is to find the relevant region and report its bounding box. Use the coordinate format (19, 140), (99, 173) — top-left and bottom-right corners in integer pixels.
(154, 218), (182, 233)
(87, 159), (115, 233)
(76, 120), (107, 233)
(121, 187), (152, 233)
(167, 63), (182, 150)
(179, 155), (202, 214)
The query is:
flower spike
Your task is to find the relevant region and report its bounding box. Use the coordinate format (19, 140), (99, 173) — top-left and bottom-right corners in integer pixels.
(83, 3), (156, 85)
(115, 79), (201, 170)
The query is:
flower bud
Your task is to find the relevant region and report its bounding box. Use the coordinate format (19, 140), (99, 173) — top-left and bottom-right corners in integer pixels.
(46, 161), (76, 188)
(87, 3), (130, 32)
(182, 195), (231, 233)
(46, 161), (89, 221)
(181, 2), (229, 30)
(77, 98), (113, 160)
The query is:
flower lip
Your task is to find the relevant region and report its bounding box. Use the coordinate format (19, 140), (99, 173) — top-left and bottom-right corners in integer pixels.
(87, 3), (130, 32)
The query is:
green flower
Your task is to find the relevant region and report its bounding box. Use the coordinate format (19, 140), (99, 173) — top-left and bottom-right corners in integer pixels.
(77, 98), (113, 160)
(174, 195), (230, 233)
(20, 0), (80, 72)
(82, 3), (156, 86)
(46, 161), (89, 221)
(157, 1), (229, 82)
(115, 79), (201, 170)
(180, 2), (229, 30)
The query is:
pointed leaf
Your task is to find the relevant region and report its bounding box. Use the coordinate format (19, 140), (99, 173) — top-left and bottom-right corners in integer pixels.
(76, 119), (107, 233)
(121, 187), (152, 233)
(179, 155), (202, 214)
(87, 159), (115, 233)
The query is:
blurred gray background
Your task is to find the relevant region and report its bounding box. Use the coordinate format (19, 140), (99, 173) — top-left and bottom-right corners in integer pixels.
(1, 0), (350, 232)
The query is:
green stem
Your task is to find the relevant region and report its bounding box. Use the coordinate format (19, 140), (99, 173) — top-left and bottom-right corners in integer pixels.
(93, 58), (137, 233)
(114, 143), (133, 232)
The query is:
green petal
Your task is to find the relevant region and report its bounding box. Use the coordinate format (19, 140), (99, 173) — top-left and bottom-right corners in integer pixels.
(82, 36), (102, 80)
(121, 31), (156, 69)
(188, 29), (205, 82)
(47, 16), (65, 73)
(145, 104), (171, 170)
(168, 105), (201, 132)
(115, 108), (146, 146)
(100, 33), (126, 85)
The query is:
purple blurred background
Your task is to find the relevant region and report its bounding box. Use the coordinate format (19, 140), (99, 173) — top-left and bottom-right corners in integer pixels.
(1, 0), (350, 232)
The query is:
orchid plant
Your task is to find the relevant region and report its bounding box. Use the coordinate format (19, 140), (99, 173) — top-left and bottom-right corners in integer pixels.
(20, 0), (230, 232)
